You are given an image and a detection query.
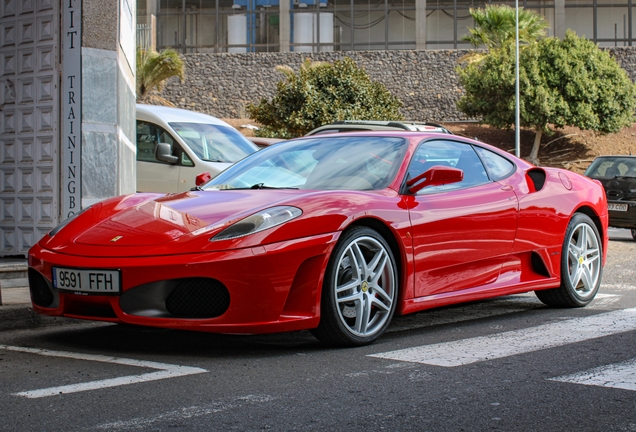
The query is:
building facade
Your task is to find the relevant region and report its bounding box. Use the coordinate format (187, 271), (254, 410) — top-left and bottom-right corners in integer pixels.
(138, 0), (633, 53)
(0, 1), (136, 257)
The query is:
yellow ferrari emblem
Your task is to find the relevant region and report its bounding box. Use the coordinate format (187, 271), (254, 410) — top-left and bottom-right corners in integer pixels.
(578, 256), (584, 265)
(110, 236), (123, 243)
(361, 281), (369, 292)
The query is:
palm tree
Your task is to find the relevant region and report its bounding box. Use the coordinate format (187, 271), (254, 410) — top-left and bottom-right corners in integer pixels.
(461, 5), (548, 63)
(136, 47), (185, 106)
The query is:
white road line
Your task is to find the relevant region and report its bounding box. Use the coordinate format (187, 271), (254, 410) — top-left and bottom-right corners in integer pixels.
(388, 292), (620, 333)
(94, 395), (275, 430)
(600, 284), (636, 291)
(588, 293), (622, 308)
(549, 359), (636, 392)
(0, 345), (206, 398)
(387, 294), (542, 333)
(370, 308), (636, 367)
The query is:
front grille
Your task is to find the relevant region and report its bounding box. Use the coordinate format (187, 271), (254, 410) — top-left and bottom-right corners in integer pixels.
(28, 268), (54, 307)
(165, 278), (230, 318)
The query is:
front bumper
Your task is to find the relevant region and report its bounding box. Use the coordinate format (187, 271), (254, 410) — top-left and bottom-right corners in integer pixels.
(28, 233), (338, 334)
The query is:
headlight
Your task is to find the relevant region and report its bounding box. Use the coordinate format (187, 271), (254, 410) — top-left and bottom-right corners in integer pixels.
(211, 206), (302, 241)
(49, 207), (91, 237)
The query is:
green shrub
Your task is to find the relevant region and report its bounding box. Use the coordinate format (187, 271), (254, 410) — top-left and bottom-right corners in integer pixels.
(247, 57), (403, 138)
(457, 31), (636, 163)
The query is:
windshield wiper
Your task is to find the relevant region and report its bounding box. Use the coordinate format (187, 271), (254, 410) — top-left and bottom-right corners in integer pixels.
(209, 184), (299, 190)
(250, 183), (298, 190)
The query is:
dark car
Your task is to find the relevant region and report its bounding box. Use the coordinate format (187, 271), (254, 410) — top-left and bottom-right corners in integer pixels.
(584, 155), (636, 240)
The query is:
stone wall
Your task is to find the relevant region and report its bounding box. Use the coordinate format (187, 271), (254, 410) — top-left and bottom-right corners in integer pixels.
(161, 47), (636, 122)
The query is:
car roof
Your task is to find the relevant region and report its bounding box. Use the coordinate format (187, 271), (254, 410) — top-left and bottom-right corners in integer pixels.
(136, 104), (232, 127)
(306, 120), (452, 136)
(296, 129), (531, 165)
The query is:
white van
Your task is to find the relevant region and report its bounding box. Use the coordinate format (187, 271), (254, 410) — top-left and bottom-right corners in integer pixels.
(136, 104), (259, 193)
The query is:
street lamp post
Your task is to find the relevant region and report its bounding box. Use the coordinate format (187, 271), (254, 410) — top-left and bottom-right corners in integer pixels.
(515, 0), (521, 158)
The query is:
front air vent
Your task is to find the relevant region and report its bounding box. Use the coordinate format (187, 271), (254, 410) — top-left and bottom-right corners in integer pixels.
(28, 268), (54, 308)
(527, 169), (546, 192)
(165, 278), (230, 318)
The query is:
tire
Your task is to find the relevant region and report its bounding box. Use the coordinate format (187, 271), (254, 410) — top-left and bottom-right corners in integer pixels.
(311, 226), (398, 347)
(631, 229), (636, 240)
(535, 213), (603, 307)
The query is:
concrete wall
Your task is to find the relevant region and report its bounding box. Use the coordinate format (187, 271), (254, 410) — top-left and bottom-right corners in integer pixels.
(160, 47), (636, 123)
(81, 0), (137, 205)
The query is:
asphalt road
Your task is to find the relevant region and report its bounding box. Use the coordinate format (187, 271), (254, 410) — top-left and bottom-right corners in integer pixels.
(1, 228), (635, 431)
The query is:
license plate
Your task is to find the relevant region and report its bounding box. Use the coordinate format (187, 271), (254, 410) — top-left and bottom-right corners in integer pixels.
(608, 203), (628, 212)
(52, 267), (121, 294)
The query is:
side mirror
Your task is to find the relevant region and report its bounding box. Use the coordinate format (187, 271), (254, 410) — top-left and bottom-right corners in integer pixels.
(195, 172), (212, 186)
(155, 143), (178, 164)
(407, 165), (464, 194)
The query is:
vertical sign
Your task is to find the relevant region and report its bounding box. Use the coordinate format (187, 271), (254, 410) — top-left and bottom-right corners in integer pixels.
(62, 0), (82, 219)
(120, 0), (135, 70)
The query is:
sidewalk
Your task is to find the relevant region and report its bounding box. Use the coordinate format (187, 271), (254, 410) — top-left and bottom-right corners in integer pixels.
(0, 259), (75, 331)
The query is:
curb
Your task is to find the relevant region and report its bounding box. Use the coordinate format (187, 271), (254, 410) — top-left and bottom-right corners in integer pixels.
(0, 304), (81, 332)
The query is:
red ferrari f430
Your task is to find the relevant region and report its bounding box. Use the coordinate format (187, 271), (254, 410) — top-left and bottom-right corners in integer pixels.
(28, 132), (608, 346)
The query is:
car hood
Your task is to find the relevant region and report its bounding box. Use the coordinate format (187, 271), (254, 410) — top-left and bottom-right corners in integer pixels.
(40, 188), (397, 258)
(73, 190), (303, 247)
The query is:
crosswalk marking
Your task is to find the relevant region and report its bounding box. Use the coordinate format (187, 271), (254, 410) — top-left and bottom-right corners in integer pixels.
(599, 284), (636, 291)
(1, 345), (207, 398)
(370, 308), (636, 367)
(387, 294), (542, 333)
(550, 359), (636, 392)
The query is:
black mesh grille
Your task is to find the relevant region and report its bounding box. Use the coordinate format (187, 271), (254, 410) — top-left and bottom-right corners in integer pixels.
(165, 278), (230, 318)
(28, 268), (54, 307)
(527, 169), (546, 191)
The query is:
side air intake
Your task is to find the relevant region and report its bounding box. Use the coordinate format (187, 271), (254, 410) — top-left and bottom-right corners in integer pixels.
(526, 169), (546, 192)
(531, 252), (551, 278)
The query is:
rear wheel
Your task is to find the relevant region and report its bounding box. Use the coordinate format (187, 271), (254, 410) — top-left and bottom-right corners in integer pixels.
(535, 213), (602, 307)
(631, 229), (636, 240)
(311, 226), (398, 346)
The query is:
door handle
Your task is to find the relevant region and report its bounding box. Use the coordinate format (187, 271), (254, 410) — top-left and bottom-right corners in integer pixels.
(500, 184), (514, 191)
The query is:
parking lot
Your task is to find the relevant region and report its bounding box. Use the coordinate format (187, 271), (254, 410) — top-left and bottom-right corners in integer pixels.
(0, 228), (635, 431)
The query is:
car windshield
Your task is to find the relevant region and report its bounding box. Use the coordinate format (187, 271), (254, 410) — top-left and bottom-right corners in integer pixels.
(169, 122), (258, 163)
(204, 136), (408, 191)
(585, 157), (636, 179)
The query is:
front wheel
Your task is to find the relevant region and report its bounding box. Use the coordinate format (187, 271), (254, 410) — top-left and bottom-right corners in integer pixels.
(535, 213), (602, 307)
(311, 226), (398, 346)
(631, 229), (636, 240)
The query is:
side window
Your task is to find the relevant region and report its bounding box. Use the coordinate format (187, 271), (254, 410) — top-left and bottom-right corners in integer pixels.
(136, 120), (181, 164)
(181, 152), (194, 167)
(408, 140), (490, 194)
(474, 146), (515, 181)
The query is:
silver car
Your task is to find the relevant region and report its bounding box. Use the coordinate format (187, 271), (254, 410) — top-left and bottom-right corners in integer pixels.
(136, 104), (258, 193)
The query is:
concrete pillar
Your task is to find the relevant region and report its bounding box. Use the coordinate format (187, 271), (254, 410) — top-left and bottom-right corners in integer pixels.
(554, 0), (566, 39)
(79, 0), (137, 208)
(144, 0), (158, 51)
(280, 0), (291, 51)
(416, 0), (427, 50)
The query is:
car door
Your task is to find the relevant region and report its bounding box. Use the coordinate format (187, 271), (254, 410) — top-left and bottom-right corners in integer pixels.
(136, 120), (183, 193)
(407, 139), (518, 297)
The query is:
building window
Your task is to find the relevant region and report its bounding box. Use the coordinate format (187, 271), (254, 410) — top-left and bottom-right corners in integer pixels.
(138, 0), (633, 52)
